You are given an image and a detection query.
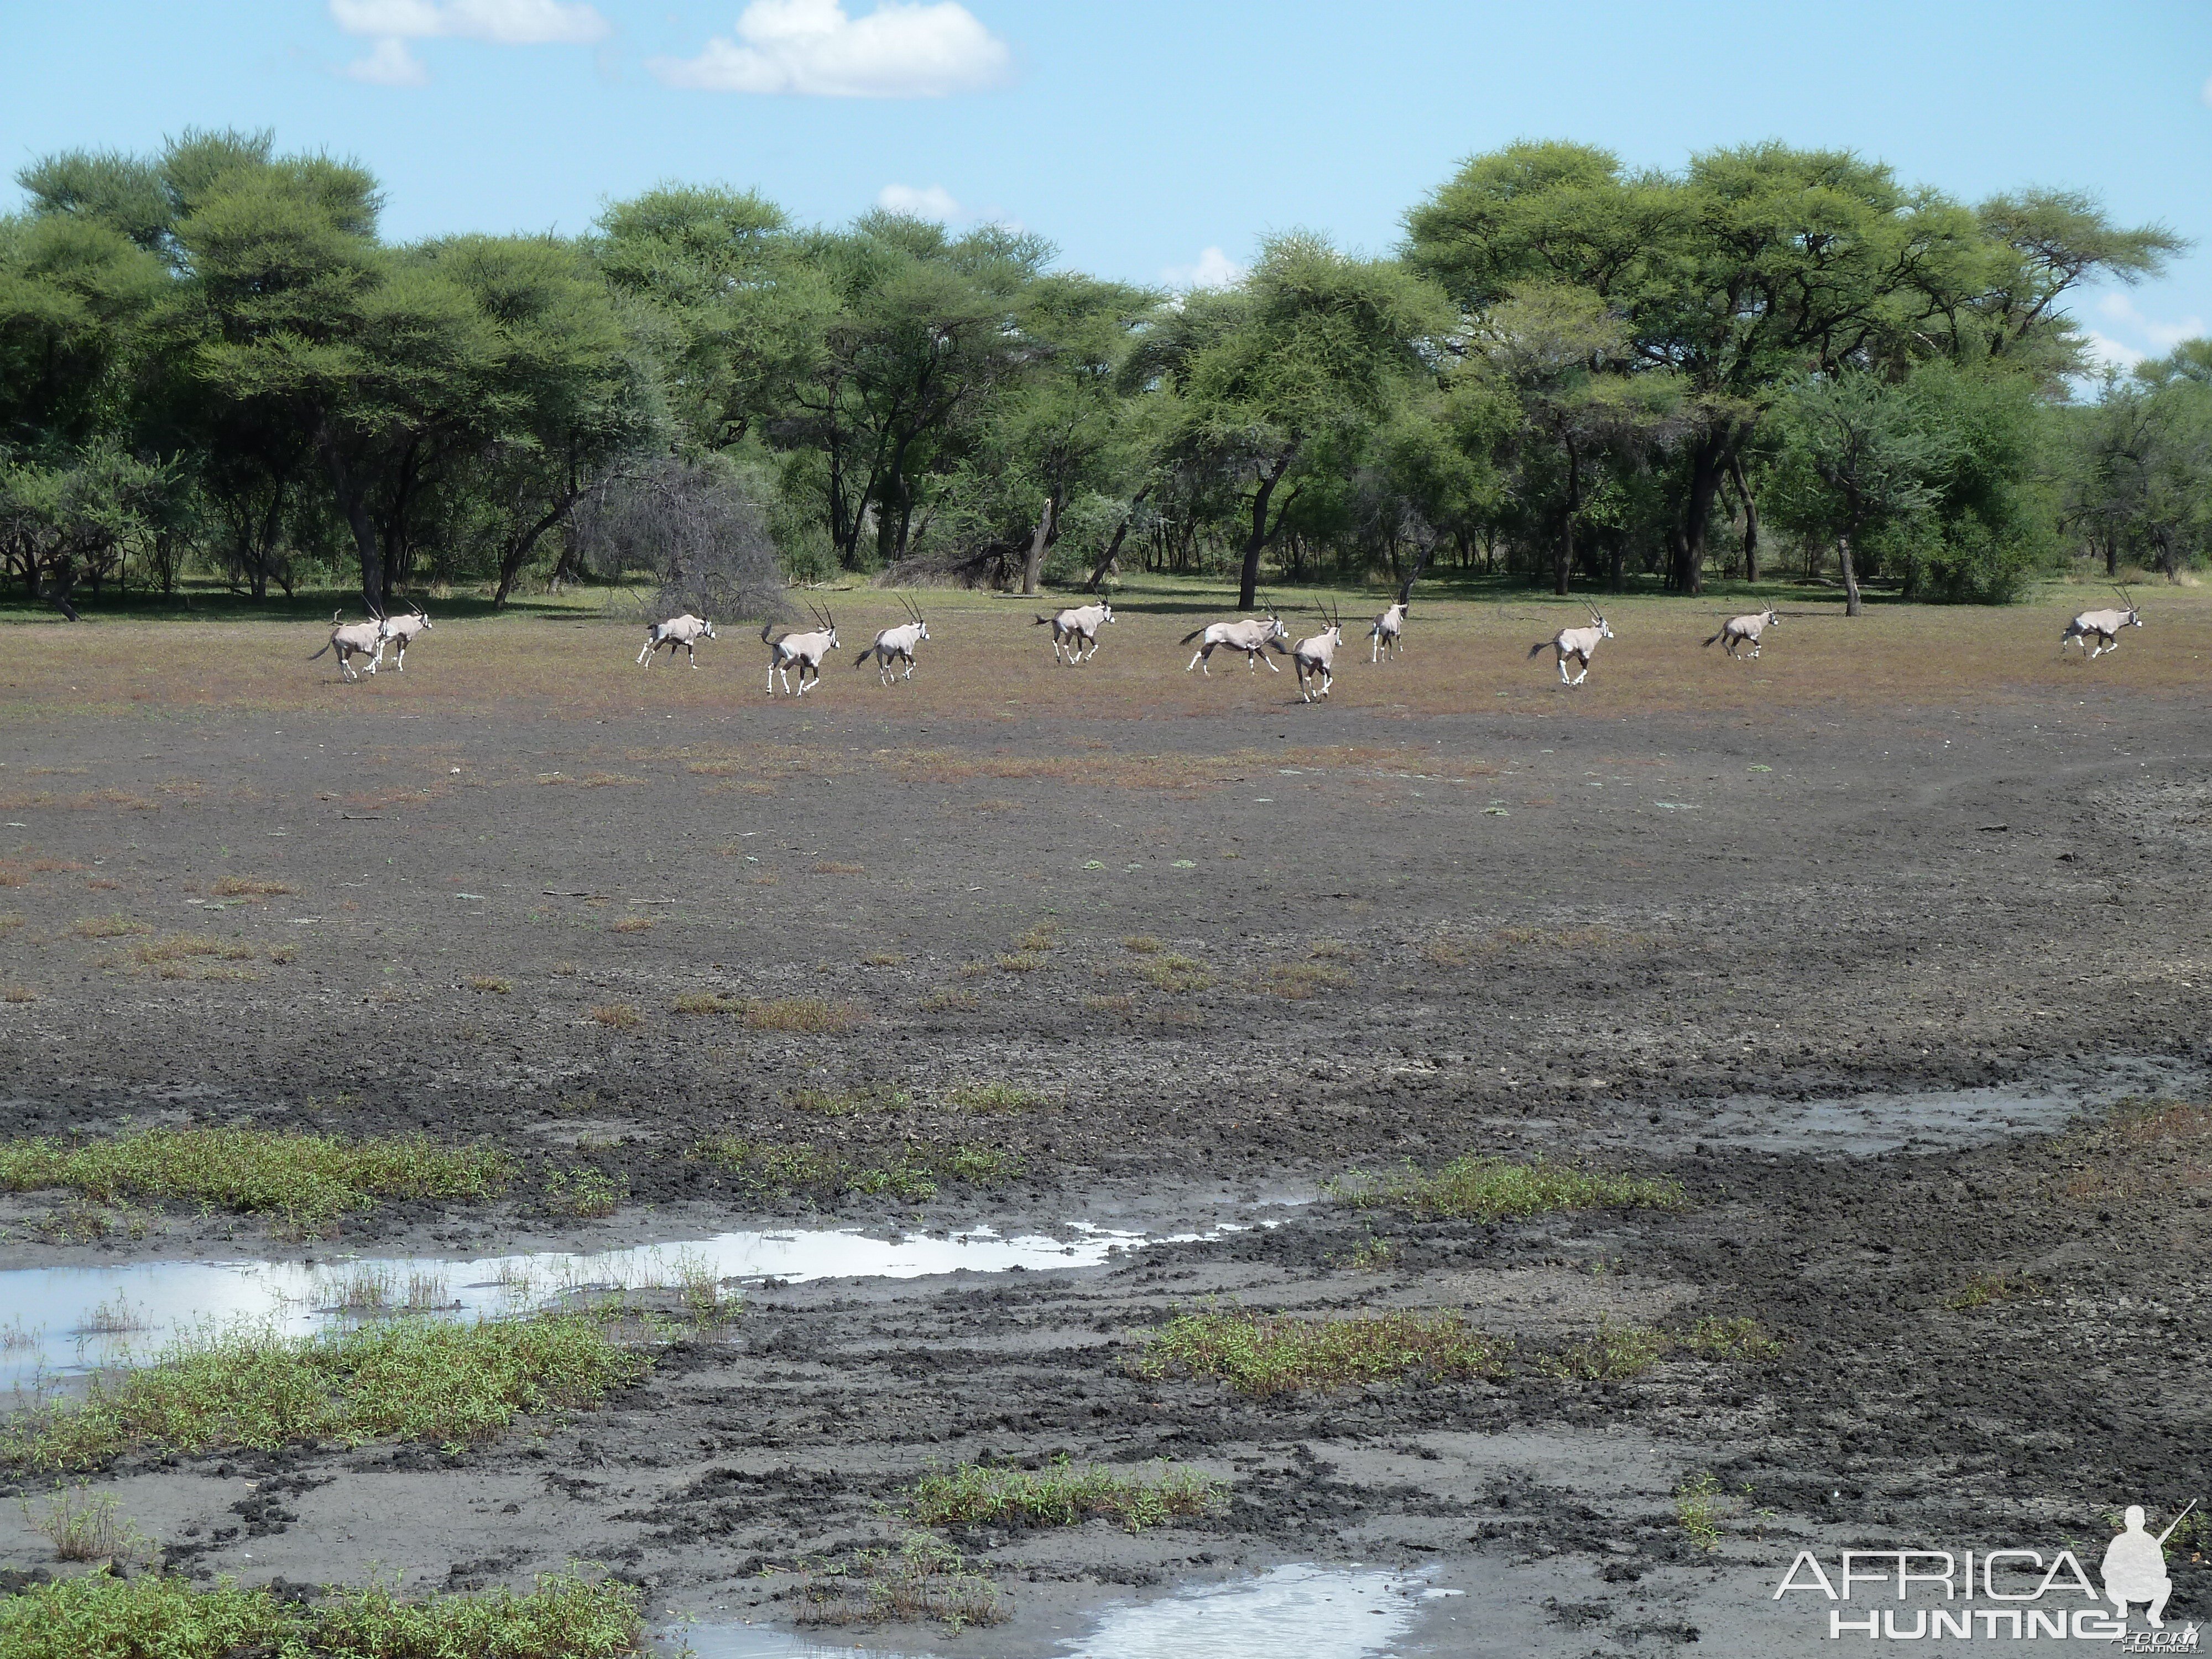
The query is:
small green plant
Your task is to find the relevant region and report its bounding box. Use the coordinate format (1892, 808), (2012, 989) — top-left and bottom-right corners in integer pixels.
(1331, 1234), (1398, 1271)
(0, 1569), (644, 1657)
(20, 1484), (146, 1562)
(589, 1002), (643, 1030)
(1137, 1309), (1510, 1398)
(1948, 1271), (2038, 1310)
(1676, 1469), (1729, 1552)
(467, 974), (513, 994)
(1676, 1316), (1785, 1359)
(946, 1082), (1047, 1113)
(1121, 935), (1161, 953)
(545, 1168), (624, 1219)
(1138, 953), (1212, 993)
(669, 1252), (740, 1324)
(919, 985), (981, 1013)
(907, 1456), (1219, 1532)
(671, 990), (740, 1014)
(1537, 1319), (1667, 1380)
(70, 914), (148, 940)
(1324, 1154), (1683, 1223)
(743, 996), (860, 1034)
(689, 1138), (1019, 1199)
(1261, 962), (1352, 1000)
(795, 1532), (1004, 1631)
(0, 1314), (649, 1470)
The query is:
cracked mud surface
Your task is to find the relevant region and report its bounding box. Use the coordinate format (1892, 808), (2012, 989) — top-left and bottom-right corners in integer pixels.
(2, 612), (2208, 1655)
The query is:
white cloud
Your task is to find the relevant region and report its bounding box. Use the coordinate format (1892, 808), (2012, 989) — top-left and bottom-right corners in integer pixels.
(649, 0), (1013, 97)
(2082, 331), (2147, 373)
(1161, 246), (1245, 291)
(330, 0), (610, 44)
(876, 182), (964, 221)
(2094, 292), (2206, 351)
(341, 35), (431, 84)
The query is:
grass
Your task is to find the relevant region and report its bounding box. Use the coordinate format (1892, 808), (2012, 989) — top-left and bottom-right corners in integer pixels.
(1675, 1470), (1728, 1552)
(122, 934), (254, 968)
(608, 915), (655, 933)
(1948, 1270), (2041, 1310)
(789, 1085), (912, 1117)
(907, 1457), (1220, 1532)
(1014, 921), (1059, 952)
(590, 1002), (643, 1030)
(19, 1484), (146, 1562)
(2, 984), (36, 1003)
(70, 914), (148, 940)
(1121, 936), (1161, 953)
(691, 1136), (1020, 1200)
(811, 861), (866, 875)
(208, 876), (295, 899)
(544, 1168), (624, 1219)
(0, 1126), (510, 1233)
(1136, 952), (1213, 993)
(1324, 1154), (1683, 1223)
(946, 1082), (1048, 1113)
(1675, 1315), (1785, 1359)
(1535, 1319), (1668, 1380)
(795, 1532), (1003, 1632)
(994, 952), (1046, 973)
(468, 974), (513, 994)
(860, 950), (902, 967)
(0, 1568), (645, 1658)
(1137, 1310), (1511, 1398)
(1329, 1233), (1398, 1271)
(1261, 962), (1352, 999)
(743, 995), (861, 1033)
(0, 1313), (649, 1470)
(919, 985), (981, 1013)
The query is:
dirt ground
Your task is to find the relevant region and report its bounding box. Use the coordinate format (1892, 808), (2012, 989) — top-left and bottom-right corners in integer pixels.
(1, 591), (2208, 1656)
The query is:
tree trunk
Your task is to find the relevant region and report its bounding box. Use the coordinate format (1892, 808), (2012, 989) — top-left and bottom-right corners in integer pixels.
(1019, 496), (1056, 596)
(1554, 437), (1577, 597)
(322, 442), (384, 614)
(1236, 450), (1297, 611)
(1086, 489), (1148, 593)
(1728, 453), (1760, 583)
(2105, 534), (2119, 578)
(1677, 430), (1729, 595)
(1838, 534), (1863, 617)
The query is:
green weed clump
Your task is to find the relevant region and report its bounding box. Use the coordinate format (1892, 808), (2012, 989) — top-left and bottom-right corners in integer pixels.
(690, 1137), (1019, 1200)
(1325, 1154), (1682, 1223)
(1535, 1318), (1668, 1380)
(1138, 1310), (1510, 1399)
(907, 1457), (1219, 1532)
(1, 1314), (648, 1471)
(0, 1568), (644, 1658)
(795, 1532), (1003, 1632)
(0, 1127), (511, 1233)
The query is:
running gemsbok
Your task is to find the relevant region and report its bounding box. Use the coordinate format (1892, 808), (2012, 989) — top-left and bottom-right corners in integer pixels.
(2061, 588), (2143, 659)
(638, 613), (717, 667)
(1035, 601), (1114, 665)
(1704, 606), (1780, 660)
(854, 594), (930, 686)
(1369, 577), (1413, 662)
(1531, 604), (1614, 686)
(1182, 610), (1290, 675)
(308, 608), (389, 681)
(379, 603), (432, 670)
(1292, 598), (1345, 702)
(763, 604), (838, 695)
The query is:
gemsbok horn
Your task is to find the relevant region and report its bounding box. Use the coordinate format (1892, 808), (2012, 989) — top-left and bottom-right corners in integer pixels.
(1530, 603), (1614, 686)
(638, 612), (717, 668)
(1035, 599), (1114, 665)
(2060, 587), (2143, 660)
(763, 603), (838, 695)
(853, 593), (930, 686)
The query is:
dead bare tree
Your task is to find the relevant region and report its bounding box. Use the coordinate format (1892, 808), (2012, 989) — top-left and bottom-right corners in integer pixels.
(570, 458), (785, 627)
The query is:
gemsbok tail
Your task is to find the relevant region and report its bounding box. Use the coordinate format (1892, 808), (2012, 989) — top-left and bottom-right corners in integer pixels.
(1703, 629), (1723, 648)
(307, 641), (332, 661)
(1178, 627), (1206, 645)
(852, 645), (875, 668)
(1032, 613), (1055, 626)
(759, 619), (777, 644)
(1527, 639), (1551, 659)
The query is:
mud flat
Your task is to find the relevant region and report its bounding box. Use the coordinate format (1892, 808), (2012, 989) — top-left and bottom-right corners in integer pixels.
(2, 613), (2208, 1655)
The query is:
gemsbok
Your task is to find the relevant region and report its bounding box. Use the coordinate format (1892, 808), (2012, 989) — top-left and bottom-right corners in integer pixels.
(308, 609), (389, 681)
(1182, 610), (1290, 675)
(1035, 601), (1114, 665)
(1369, 589), (1411, 662)
(379, 603), (432, 670)
(2061, 588), (2143, 660)
(1291, 598), (1345, 702)
(853, 594), (930, 686)
(638, 613), (717, 667)
(763, 604), (838, 695)
(1704, 606), (1780, 660)
(1530, 604), (1614, 686)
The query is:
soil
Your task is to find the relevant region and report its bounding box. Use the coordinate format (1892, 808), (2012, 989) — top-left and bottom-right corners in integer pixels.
(1, 613), (2209, 1657)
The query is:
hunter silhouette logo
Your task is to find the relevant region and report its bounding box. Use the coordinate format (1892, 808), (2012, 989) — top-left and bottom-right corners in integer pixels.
(1772, 1499), (2200, 1644)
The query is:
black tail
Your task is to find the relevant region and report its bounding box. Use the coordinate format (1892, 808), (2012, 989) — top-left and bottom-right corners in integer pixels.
(1527, 639), (1551, 659)
(852, 646), (875, 668)
(1179, 627), (1206, 645)
(1703, 629), (1723, 648)
(307, 641), (332, 661)
(1032, 613), (1054, 626)
(759, 618), (777, 644)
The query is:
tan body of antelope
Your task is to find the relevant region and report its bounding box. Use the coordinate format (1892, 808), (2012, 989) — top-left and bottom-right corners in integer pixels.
(2062, 591), (2142, 659)
(1369, 600), (1408, 662)
(307, 609), (388, 681)
(380, 604), (432, 670)
(1036, 601), (1113, 664)
(639, 613), (717, 667)
(1292, 599), (1345, 702)
(1182, 613), (1289, 675)
(763, 605), (837, 695)
(1704, 607), (1779, 659)
(1530, 606), (1614, 685)
(853, 595), (930, 686)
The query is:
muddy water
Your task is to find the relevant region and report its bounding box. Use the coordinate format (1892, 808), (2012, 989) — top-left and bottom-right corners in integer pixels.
(0, 1220), (1233, 1394)
(675, 1564), (1446, 1659)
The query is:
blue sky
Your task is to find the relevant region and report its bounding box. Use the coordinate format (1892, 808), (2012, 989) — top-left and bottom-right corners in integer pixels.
(4, 1), (2209, 370)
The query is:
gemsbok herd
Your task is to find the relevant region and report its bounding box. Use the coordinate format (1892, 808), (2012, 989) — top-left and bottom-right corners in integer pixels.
(307, 582), (2154, 696)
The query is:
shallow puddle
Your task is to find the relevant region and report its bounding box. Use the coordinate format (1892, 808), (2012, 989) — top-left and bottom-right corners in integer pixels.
(674, 1564), (1434, 1659)
(0, 1220), (1213, 1394)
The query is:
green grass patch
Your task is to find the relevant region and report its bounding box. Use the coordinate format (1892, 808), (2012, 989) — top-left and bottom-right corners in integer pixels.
(0, 1127), (512, 1234)
(689, 1137), (1019, 1199)
(907, 1457), (1219, 1532)
(1324, 1154), (1683, 1223)
(795, 1532), (1003, 1632)
(1137, 1310), (1511, 1399)
(1535, 1318), (1669, 1380)
(1136, 953), (1212, 993)
(1, 1314), (648, 1471)
(945, 1082), (1048, 1113)
(0, 1568), (643, 1658)
(544, 1167), (624, 1219)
